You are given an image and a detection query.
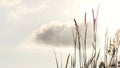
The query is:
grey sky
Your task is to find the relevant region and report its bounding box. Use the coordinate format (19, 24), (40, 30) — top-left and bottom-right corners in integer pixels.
(0, 0), (120, 68)
(0, 0), (72, 47)
(0, 0), (74, 68)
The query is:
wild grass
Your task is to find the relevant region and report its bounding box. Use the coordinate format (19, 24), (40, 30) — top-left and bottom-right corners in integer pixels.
(53, 7), (120, 68)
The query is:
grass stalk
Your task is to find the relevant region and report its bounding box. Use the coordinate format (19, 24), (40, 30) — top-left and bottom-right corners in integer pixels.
(74, 19), (81, 68)
(84, 12), (87, 66)
(65, 54), (70, 68)
(53, 47), (59, 68)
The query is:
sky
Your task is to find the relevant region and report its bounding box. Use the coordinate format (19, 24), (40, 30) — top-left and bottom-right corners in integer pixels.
(1, 0), (120, 68)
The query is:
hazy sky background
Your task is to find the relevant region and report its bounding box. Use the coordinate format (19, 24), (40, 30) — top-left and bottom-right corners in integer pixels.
(1, 0), (120, 68)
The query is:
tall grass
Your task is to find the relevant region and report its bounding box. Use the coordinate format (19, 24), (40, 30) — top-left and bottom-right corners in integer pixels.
(53, 8), (120, 68)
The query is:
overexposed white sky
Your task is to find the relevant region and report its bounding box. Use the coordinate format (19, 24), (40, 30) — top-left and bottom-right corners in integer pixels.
(0, 0), (120, 68)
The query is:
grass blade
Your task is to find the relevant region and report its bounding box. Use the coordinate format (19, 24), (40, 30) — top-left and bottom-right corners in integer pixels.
(65, 54), (70, 68)
(52, 47), (59, 68)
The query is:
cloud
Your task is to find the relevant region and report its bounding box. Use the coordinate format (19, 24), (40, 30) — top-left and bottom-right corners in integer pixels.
(31, 21), (99, 47)
(32, 21), (73, 46)
(0, 0), (48, 23)
(0, 0), (74, 24)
